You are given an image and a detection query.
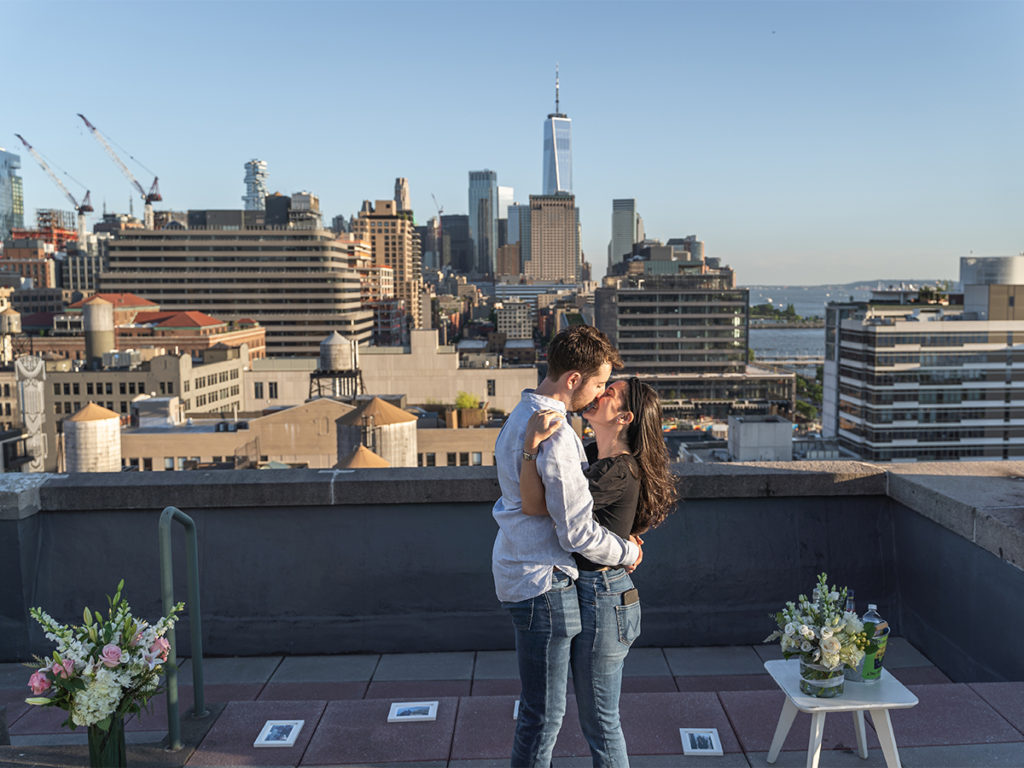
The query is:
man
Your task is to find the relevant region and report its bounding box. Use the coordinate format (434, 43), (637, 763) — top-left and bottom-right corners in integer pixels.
(492, 325), (642, 767)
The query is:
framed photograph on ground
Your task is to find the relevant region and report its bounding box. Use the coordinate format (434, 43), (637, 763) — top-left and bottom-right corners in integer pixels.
(387, 700), (439, 722)
(680, 727), (723, 756)
(253, 719), (304, 748)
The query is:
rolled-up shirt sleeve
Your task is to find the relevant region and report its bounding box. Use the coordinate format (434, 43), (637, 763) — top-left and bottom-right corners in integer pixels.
(536, 426), (639, 567)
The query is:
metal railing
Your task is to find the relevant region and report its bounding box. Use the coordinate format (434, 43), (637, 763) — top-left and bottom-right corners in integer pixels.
(158, 506), (208, 750)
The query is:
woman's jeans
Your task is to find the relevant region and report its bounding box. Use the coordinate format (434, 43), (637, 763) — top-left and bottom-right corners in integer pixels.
(572, 568), (641, 768)
(504, 568), (641, 768)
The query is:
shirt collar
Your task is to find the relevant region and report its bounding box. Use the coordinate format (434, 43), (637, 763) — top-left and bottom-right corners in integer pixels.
(521, 388), (566, 414)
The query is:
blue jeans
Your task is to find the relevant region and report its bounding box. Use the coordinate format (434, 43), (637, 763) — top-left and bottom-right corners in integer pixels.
(572, 568), (641, 768)
(504, 569), (581, 767)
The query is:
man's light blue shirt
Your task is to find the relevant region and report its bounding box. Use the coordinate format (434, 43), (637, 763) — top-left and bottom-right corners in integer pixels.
(491, 390), (640, 603)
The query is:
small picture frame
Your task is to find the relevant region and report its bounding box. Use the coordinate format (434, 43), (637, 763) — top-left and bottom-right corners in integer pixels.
(253, 719), (304, 748)
(680, 727), (723, 756)
(387, 700), (439, 722)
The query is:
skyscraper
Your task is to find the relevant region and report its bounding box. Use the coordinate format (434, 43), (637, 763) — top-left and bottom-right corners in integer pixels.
(610, 199), (643, 271)
(0, 148), (25, 241)
(524, 194), (579, 284)
(242, 159), (268, 212)
(542, 68), (572, 195)
(468, 170), (498, 276)
(351, 199), (424, 330)
(394, 177), (411, 212)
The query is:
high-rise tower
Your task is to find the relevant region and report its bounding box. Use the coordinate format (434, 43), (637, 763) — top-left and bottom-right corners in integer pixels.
(242, 159), (269, 212)
(0, 148), (25, 241)
(468, 170), (498, 275)
(394, 177), (411, 212)
(542, 67), (572, 195)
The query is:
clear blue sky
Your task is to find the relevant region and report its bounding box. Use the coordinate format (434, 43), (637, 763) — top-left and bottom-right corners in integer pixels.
(4, 0), (1022, 284)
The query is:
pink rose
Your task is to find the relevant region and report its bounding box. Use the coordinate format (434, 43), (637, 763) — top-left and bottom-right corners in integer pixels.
(149, 637), (170, 661)
(100, 644), (122, 668)
(51, 659), (73, 678)
(28, 670), (51, 695)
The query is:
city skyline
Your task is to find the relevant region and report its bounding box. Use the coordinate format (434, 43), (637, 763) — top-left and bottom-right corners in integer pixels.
(4, 1), (1022, 284)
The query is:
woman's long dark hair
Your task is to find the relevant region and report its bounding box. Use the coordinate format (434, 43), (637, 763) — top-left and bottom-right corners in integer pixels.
(623, 378), (679, 534)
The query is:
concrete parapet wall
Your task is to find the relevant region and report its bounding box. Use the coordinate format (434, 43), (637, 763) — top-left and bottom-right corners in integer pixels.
(1, 462), (1022, 683)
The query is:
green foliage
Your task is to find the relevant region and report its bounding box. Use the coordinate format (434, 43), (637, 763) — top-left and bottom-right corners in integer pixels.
(454, 391), (480, 410)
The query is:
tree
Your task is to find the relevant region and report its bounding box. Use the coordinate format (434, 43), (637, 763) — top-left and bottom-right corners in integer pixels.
(455, 391), (481, 409)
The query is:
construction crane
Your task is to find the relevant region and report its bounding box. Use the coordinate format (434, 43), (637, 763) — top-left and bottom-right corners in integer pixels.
(77, 113), (161, 229)
(14, 133), (94, 244)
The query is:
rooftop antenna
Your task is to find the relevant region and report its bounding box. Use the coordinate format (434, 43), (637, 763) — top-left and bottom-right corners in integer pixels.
(555, 64), (560, 113)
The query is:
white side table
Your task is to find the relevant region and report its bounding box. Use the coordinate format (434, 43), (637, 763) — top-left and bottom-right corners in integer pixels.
(764, 659), (918, 768)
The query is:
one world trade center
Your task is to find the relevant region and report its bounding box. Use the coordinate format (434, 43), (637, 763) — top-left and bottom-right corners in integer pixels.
(543, 67), (572, 195)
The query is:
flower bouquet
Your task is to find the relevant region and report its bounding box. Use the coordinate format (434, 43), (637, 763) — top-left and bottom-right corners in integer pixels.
(25, 580), (183, 767)
(764, 572), (868, 698)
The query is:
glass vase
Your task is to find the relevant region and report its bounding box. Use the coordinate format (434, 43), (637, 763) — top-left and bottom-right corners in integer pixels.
(87, 715), (127, 768)
(799, 658), (845, 698)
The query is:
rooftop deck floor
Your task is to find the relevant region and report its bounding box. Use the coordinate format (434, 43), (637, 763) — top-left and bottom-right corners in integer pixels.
(2, 640), (1022, 767)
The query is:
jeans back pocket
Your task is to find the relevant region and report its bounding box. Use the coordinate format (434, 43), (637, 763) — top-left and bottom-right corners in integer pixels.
(614, 601), (641, 647)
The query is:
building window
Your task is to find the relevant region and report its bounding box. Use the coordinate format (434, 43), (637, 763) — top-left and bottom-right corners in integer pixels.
(73, 383), (79, 395)
(106, 382), (112, 395)
(53, 383), (60, 395)
(159, 382), (166, 395)
(119, 382), (126, 395)
(168, 382), (174, 394)
(164, 457), (174, 471)
(460, 452), (469, 465)
(177, 457), (186, 470)
(487, 379), (496, 397)
(254, 381), (264, 399)
(63, 383), (71, 395)
(143, 458), (152, 471)
(87, 383), (94, 395)
(447, 452), (457, 466)
(268, 382), (278, 399)
(471, 452), (482, 466)
(425, 452), (436, 467)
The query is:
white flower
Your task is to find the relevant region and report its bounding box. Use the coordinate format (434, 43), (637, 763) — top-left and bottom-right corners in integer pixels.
(801, 640), (813, 653)
(829, 591), (840, 602)
(70, 669), (123, 727)
(821, 636), (841, 654)
(784, 622), (797, 636)
(821, 627), (834, 640)
(800, 625), (815, 639)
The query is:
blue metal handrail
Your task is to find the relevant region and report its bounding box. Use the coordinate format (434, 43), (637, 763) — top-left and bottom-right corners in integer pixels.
(158, 506), (208, 750)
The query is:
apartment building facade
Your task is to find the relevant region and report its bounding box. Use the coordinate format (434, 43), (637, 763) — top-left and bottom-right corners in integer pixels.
(351, 200), (424, 330)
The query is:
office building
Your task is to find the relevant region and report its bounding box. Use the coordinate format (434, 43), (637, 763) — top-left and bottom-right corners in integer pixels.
(100, 221), (372, 355)
(0, 238), (57, 288)
(495, 243), (521, 279)
(823, 255), (1024, 461)
(497, 186), (514, 246)
(524, 194), (580, 284)
(0, 148), (24, 242)
(542, 70), (572, 195)
(351, 199), (424, 330)
(468, 170), (498, 276)
(595, 268), (794, 417)
(609, 199), (644, 271)
(440, 214), (472, 273)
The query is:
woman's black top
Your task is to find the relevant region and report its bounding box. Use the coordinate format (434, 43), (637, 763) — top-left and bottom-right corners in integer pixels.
(574, 441), (640, 571)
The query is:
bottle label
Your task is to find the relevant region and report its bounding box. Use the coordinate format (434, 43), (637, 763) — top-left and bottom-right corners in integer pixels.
(861, 629), (889, 681)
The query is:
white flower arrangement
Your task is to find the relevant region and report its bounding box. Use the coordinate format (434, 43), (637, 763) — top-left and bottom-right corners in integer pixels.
(764, 572), (868, 673)
(25, 580), (183, 732)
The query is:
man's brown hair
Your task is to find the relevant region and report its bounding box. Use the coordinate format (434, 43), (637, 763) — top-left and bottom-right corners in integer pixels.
(546, 325), (623, 381)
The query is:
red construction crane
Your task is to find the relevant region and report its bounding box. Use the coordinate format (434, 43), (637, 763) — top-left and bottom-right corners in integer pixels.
(77, 113), (161, 229)
(14, 133), (94, 244)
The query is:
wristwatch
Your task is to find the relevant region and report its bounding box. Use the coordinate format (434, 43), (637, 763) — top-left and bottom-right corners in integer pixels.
(522, 449), (538, 461)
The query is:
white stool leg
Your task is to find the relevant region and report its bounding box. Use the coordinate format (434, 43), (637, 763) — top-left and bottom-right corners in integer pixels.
(806, 712), (826, 768)
(853, 710), (869, 759)
(767, 698), (799, 764)
(868, 708), (902, 768)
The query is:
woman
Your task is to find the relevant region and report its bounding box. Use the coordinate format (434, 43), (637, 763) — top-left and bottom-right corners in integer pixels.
(520, 376), (677, 767)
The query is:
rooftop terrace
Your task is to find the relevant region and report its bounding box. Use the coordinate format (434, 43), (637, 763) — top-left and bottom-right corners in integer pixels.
(0, 461), (1022, 766)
